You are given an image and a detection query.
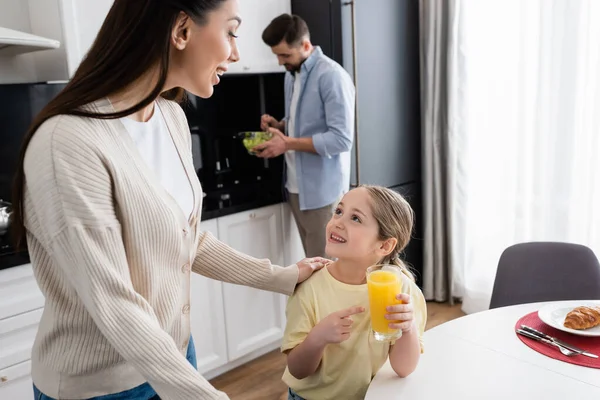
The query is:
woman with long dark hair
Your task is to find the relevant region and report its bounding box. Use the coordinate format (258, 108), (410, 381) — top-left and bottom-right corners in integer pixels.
(12, 1), (326, 399)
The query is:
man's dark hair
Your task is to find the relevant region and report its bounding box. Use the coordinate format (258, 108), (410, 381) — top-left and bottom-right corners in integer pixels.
(262, 14), (310, 47)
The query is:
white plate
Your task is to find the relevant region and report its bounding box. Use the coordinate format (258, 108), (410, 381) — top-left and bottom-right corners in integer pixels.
(538, 300), (600, 337)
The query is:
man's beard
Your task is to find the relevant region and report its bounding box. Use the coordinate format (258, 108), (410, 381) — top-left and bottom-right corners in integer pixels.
(284, 56), (308, 73)
(284, 63), (300, 72)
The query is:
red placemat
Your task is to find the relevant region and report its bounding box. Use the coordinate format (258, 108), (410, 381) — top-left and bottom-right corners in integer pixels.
(515, 311), (600, 369)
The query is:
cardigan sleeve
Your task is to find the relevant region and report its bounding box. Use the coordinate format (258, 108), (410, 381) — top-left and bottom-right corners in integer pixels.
(192, 231), (299, 296)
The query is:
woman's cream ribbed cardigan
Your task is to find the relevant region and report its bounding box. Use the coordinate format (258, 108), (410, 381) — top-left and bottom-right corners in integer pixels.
(23, 97), (298, 400)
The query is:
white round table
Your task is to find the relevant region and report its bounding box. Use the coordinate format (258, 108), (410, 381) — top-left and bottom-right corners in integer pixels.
(365, 301), (600, 399)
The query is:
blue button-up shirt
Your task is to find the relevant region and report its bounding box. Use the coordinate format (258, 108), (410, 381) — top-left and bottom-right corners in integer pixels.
(284, 47), (355, 210)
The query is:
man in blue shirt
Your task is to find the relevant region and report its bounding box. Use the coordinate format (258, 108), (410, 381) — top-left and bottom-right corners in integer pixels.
(254, 14), (355, 258)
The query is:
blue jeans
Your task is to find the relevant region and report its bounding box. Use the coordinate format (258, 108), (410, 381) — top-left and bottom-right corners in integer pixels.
(288, 388), (306, 400)
(33, 336), (196, 400)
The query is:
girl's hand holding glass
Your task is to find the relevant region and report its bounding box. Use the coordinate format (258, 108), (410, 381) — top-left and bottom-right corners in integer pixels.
(385, 293), (415, 333)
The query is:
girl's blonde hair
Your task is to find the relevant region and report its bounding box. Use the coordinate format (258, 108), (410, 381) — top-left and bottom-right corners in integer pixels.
(361, 185), (416, 282)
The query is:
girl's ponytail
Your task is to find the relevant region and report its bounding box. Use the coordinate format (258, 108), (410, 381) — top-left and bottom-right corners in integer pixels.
(384, 253), (416, 282)
(361, 185), (417, 283)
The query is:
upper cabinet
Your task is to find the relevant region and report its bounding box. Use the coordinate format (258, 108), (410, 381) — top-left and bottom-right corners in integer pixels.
(0, 0), (113, 82)
(228, 0), (290, 74)
(0, 0), (62, 83)
(27, 0), (113, 80)
(1, 0), (289, 82)
(0, 27), (59, 56)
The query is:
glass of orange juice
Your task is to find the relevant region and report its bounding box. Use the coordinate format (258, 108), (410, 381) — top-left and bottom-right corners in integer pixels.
(367, 264), (404, 342)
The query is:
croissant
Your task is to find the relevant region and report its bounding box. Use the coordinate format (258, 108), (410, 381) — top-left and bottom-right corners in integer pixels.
(563, 306), (600, 330)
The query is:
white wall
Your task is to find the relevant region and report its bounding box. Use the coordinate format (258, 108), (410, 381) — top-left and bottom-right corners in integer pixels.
(52, 0), (113, 77)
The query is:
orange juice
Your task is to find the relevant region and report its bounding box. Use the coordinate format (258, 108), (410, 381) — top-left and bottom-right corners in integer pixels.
(367, 267), (403, 341)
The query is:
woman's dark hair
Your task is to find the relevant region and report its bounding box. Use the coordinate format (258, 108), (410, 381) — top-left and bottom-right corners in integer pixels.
(11, 0), (227, 248)
(262, 13), (309, 47)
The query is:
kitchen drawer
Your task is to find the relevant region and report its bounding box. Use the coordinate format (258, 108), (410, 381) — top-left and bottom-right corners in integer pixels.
(0, 264), (44, 320)
(0, 360), (33, 400)
(0, 308), (42, 370)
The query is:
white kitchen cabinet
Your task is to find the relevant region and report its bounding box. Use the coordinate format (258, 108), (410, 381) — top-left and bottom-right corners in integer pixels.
(279, 202), (305, 329)
(0, 0), (47, 83)
(216, 204), (287, 361)
(281, 202), (305, 266)
(0, 309), (43, 371)
(229, 0), (290, 74)
(190, 218), (229, 374)
(0, 263), (44, 321)
(0, 310), (41, 399)
(0, 264), (42, 400)
(0, 360), (33, 400)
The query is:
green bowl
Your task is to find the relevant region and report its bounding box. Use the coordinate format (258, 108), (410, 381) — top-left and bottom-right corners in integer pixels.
(238, 131), (273, 154)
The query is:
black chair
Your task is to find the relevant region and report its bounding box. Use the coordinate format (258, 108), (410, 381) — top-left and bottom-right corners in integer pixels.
(489, 242), (600, 309)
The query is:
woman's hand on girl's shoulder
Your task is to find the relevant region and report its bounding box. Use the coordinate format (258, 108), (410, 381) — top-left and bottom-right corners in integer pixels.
(296, 257), (332, 284)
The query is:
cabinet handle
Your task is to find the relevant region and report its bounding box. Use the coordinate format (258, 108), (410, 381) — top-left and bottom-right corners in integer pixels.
(1, 376), (7, 383)
(243, 66), (250, 71)
(249, 213), (256, 219)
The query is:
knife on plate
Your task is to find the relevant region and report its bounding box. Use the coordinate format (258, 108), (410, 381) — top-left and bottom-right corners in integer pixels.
(520, 325), (598, 358)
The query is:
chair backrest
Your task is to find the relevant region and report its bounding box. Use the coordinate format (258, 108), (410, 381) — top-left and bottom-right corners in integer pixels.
(489, 242), (600, 309)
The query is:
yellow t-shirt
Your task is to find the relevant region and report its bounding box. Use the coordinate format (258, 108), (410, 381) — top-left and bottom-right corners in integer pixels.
(281, 266), (427, 400)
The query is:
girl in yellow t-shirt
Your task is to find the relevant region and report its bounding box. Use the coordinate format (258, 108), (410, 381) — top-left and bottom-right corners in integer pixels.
(282, 185), (427, 400)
